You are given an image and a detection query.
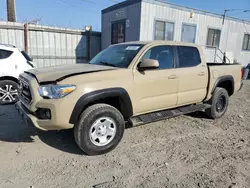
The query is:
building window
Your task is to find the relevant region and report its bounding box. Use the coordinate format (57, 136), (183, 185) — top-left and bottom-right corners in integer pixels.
(154, 20), (174, 41)
(206, 28), (221, 48)
(243, 34), (250, 51)
(165, 22), (174, 41)
(111, 21), (125, 44)
(181, 24), (196, 43)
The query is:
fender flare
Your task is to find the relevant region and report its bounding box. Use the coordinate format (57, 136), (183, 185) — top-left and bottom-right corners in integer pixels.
(211, 75), (234, 95)
(69, 87), (133, 124)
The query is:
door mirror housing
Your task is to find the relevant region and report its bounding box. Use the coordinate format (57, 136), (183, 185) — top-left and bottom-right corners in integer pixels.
(138, 59), (159, 70)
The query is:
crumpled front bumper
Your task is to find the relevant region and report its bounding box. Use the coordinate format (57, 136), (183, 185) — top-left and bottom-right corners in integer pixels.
(15, 100), (74, 131)
(15, 101), (47, 131)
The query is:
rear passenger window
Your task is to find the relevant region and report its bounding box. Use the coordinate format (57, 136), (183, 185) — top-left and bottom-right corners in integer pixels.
(177, 46), (201, 68)
(142, 45), (173, 69)
(0, 50), (13, 59)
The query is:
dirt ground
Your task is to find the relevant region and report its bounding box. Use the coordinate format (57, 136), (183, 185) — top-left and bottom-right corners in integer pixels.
(0, 81), (250, 188)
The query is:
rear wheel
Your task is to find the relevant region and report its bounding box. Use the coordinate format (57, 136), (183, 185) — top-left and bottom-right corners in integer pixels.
(74, 104), (125, 155)
(0, 80), (19, 105)
(205, 87), (229, 119)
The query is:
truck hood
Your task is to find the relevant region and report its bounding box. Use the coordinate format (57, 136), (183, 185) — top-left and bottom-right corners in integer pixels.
(26, 64), (118, 83)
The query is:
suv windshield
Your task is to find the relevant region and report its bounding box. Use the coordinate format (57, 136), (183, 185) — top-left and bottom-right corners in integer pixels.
(90, 44), (144, 68)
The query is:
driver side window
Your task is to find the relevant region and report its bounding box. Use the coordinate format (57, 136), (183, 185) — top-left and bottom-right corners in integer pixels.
(141, 45), (173, 69)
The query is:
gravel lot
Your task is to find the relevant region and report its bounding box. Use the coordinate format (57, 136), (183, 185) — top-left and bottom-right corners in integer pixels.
(0, 81), (250, 188)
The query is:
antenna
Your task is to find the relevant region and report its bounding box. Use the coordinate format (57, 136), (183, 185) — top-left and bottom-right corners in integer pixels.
(222, 9), (250, 25)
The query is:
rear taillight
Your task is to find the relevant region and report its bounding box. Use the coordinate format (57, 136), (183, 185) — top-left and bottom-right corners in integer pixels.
(241, 68), (244, 79)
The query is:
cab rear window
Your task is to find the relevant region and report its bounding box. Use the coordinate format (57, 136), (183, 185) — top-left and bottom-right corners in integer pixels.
(0, 49), (13, 59)
(177, 46), (201, 68)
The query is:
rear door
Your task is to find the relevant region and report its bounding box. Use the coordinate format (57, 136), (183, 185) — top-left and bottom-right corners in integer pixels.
(0, 49), (14, 76)
(174, 46), (208, 106)
(133, 45), (179, 114)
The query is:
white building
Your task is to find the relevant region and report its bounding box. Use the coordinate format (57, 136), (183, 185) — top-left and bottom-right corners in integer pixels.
(102, 0), (250, 66)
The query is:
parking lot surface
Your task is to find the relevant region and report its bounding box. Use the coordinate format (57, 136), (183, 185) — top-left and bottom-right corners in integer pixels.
(0, 81), (250, 188)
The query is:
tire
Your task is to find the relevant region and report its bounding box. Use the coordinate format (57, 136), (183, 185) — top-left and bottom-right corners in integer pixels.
(205, 87), (229, 119)
(74, 104), (125, 155)
(0, 80), (19, 105)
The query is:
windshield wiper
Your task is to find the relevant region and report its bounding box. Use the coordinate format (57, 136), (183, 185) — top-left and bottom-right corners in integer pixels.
(99, 61), (116, 67)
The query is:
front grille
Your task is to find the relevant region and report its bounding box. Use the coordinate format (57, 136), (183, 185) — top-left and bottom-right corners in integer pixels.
(18, 77), (32, 104)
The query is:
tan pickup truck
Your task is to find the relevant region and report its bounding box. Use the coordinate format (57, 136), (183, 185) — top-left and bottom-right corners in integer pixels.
(15, 41), (243, 155)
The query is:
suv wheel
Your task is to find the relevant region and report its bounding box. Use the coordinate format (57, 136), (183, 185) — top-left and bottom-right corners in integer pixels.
(0, 80), (19, 105)
(205, 87), (229, 119)
(74, 104), (125, 155)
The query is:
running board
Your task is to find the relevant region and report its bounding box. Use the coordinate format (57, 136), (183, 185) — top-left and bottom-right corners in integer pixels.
(130, 104), (211, 126)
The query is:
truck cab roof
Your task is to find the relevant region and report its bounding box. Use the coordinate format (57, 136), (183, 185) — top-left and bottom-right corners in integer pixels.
(114, 40), (200, 47)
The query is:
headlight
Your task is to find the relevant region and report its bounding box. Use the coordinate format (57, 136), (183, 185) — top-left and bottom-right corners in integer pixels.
(38, 84), (76, 99)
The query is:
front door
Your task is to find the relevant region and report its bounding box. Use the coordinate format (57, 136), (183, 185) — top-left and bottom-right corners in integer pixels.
(111, 21), (126, 44)
(133, 45), (179, 115)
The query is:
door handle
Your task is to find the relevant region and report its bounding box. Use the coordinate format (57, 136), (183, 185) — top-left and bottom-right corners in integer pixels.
(168, 75), (178, 79)
(198, 72), (205, 76)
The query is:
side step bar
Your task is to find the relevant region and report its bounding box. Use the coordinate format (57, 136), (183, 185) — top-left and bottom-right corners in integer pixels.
(130, 104), (211, 126)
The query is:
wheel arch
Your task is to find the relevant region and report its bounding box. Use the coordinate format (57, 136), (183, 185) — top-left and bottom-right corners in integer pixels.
(0, 76), (18, 83)
(212, 75), (234, 96)
(69, 88), (133, 124)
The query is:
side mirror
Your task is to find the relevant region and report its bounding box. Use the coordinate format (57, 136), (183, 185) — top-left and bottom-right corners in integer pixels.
(138, 59), (159, 71)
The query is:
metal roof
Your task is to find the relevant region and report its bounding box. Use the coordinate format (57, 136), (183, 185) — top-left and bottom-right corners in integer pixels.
(102, 0), (250, 24)
(102, 0), (141, 14)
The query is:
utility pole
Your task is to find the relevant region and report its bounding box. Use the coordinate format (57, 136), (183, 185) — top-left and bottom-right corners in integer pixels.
(85, 25), (92, 60)
(23, 19), (41, 53)
(7, 0), (16, 22)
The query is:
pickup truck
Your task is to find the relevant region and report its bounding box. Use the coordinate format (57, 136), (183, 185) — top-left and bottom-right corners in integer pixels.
(15, 41), (243, 155)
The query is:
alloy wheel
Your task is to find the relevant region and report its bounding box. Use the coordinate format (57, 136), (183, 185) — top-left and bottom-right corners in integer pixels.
(0, 84), (18, 103)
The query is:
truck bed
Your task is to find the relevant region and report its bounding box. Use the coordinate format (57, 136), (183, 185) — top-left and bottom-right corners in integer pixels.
(205, 63), (242, 101)
(207, 62), (241, 66)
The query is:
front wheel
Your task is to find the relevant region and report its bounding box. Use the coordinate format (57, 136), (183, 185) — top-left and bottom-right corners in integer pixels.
(0, 80), (19, 105)
(205, 87), (229, 119)
(74, 104), (125, 155)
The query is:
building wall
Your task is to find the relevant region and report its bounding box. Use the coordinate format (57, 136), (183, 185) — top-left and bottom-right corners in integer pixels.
(140, 0), (250, 66)
(102, 1), (141, 49)
(91, 34), (101, 59)
(0, 21), (101, 68)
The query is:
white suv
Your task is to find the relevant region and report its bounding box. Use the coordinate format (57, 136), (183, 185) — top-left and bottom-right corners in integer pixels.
(0, 44), (34, 105)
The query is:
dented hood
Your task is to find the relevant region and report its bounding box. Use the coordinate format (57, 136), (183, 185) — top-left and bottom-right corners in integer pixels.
(26, 64), (118, 83)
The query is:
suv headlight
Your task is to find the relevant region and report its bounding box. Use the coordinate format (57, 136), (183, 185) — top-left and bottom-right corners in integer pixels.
(38, 84), (76, 99)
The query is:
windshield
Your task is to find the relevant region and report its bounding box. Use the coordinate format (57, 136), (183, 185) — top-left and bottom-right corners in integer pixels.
(21, 51), (32, 61)
(90, 44), (144, 68)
